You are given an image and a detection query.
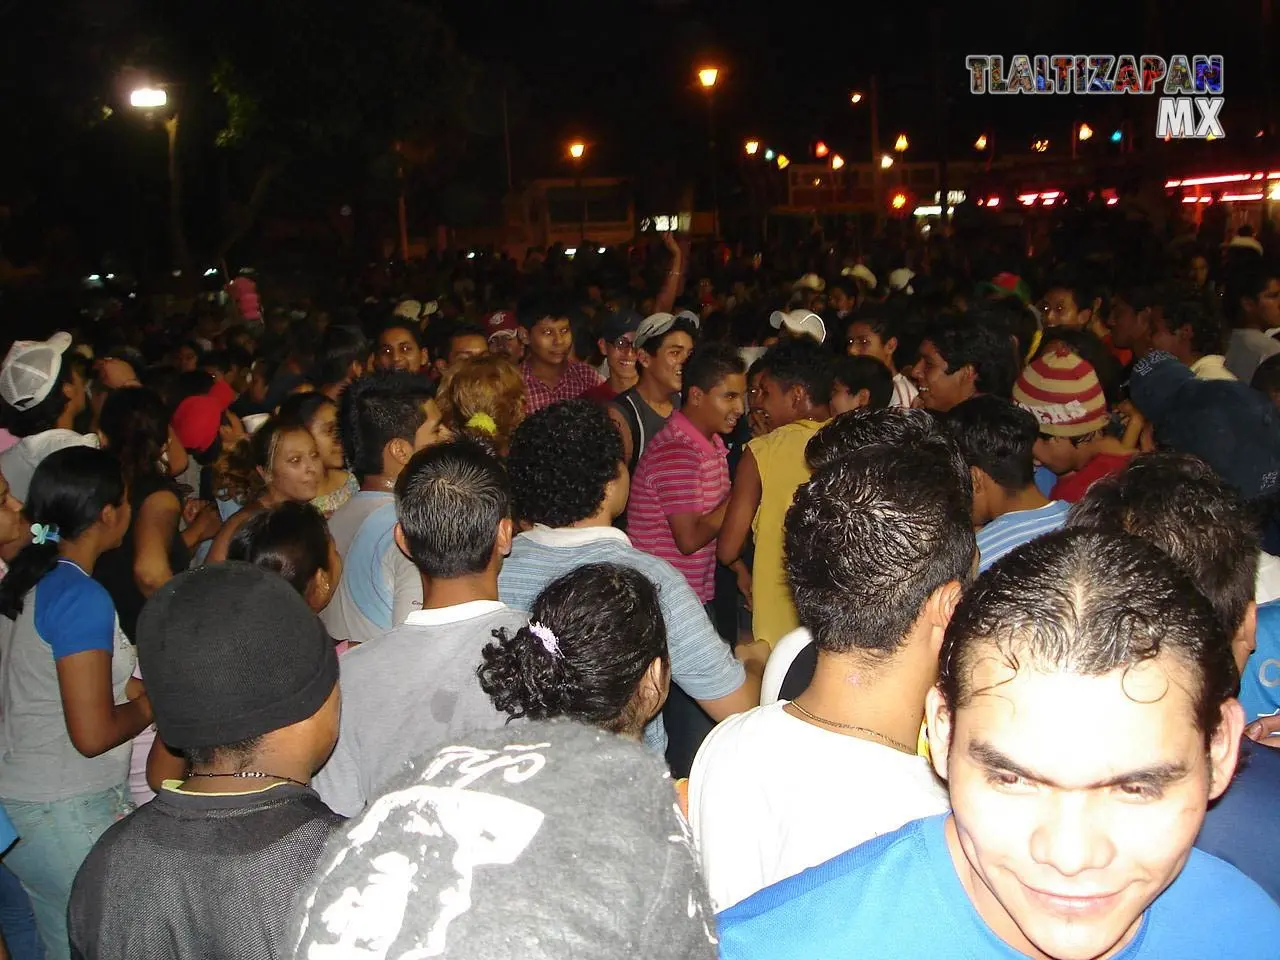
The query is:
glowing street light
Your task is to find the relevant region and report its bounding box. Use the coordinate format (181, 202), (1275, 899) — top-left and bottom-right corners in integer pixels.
(891, 192), (907, 210)
(568, 141), (586, 160)
(974, 134), (988, 151)
(776, 154), (790, 170)
(697, 66), (719, 89)
(814, 140), (829, 158)
(850, 91), (864, 104)
(129, 87), (167, 109)
(831, 154), (846, 170)
(1032, 139), (1050, 153)
(1077, 122), (1094, 141)
(744, 139), (760, 156)
(1110, 128), (1124, 143)
(880, 153), (895, 169)
(894, 133), (909, 152)
(764, 148), (775, 161)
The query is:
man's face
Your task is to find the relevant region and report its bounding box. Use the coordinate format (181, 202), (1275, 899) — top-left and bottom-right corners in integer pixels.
(413, 399), (452, 451)
(930, 655), (1238, 960)
(691, 372), (746, 435)
(1033, 434), (1081, 476)
(447, 334), (488, 368)
(1041, 288), (1083, 329)
(911, 340), (973, 412)
(1148, 317), (1191, 362)
(1188, 256), (1209, 288)
(846, 321), (896, 369)
(177, 345), (200, 373)
(601, 332), (638, 380)
(830, 380), (869, 416)
(757, 373), (801, 430)
(1108, 300), (1151, 353)
(527, 317), (573, 367)
(829, 288), (853, 316)
(377, 326), (425, 373)
(489, 334), (525, 364)
(1256, 278), (1280, 330)
(747, 372), (768, 436)
(639, 331), (694, 395)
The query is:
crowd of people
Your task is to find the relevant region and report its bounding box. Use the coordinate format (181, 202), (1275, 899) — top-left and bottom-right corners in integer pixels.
(1, 210), (1280, 958)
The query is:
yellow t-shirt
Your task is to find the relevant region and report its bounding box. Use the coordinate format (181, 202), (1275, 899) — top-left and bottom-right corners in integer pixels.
(748, 418), (827, 647)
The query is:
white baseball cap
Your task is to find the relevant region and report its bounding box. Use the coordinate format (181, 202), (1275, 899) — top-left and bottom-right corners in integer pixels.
(0, 332), (73, 412)
(769, 310), (827, 344)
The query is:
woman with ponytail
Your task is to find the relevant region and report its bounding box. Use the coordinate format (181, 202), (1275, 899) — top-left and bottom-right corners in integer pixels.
(0, 446), (152, 960)
(437, 354), (526, 456)
(477, 562), (669, 739)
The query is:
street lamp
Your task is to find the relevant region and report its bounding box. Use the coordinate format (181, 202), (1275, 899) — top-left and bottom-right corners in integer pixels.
(850, 91), (864, 104)
(776, 154), (790, 170)
(831, 154), (846, 171)
(814, 140), (829, 158)
(568, 141), (587, 241)
(880, 153), (895, 169)
(130, 87), (167, 109)
(974, 134), (988, 151)
(894, 133), (909, 152)
(744, 139), (760, 156)
(1077, 122), (1094, 141)
(697, 65), (721, 239)
(568, 141), (585, 160)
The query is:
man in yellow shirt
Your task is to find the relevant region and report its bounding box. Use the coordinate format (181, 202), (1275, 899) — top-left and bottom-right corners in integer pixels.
(718, 339), (833, 647)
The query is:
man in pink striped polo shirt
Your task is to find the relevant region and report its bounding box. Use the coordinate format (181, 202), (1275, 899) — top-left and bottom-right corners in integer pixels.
(628, 343), (747, 607)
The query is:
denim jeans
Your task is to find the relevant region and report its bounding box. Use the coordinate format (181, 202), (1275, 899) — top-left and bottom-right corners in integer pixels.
(1, 786), (133, 960)
(0, 862), (42, 960)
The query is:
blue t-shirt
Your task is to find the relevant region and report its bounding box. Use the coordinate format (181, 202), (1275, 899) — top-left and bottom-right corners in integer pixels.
(976, 500), (1070, 573)
(35, 560), (116, 659)
(719, 814), (1280, 960)
(1239, 599), (1280, 725)
(343, 501), (400, 631)
(1196, 738), (1280, 903)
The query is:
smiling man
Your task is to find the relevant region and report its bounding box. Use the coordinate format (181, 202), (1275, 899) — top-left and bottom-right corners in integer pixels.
(910, 311), (1019, 413)
(719, 529), (1280, 959)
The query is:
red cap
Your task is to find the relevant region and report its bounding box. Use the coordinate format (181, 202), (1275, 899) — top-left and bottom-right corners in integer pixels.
(484, 311), (522, 340)
(172, 380), (236, 452)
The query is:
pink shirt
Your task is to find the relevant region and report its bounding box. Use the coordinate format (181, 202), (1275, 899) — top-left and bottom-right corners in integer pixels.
(627, 412), (729, 603)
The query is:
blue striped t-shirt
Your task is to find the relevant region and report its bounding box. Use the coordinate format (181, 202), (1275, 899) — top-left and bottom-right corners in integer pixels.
(976, 500), (1070, 573)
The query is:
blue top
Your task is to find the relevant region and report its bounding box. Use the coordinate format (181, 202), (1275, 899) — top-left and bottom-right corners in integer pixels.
(342, 501), (399, 631)
(718, 814), (1280, 960)
(1033, 464), (1057, 498)
(1196, 738), (1280, 903)
(1239, 599), (1280, 725)
(35, 560), (116, 659)
(976, 501), (1070, 573)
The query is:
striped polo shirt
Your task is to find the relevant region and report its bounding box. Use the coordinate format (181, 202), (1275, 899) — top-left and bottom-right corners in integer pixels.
(976, 500), (1070, 572)
(627, 411), (730, 603)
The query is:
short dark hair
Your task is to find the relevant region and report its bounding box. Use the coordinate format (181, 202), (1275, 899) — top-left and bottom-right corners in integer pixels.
(640, 318), (699, 365)
(337, 371), (436, 481)
(944, 395), (1039, 492)
(682, 342), (746, 403)
(786, 442), (975, 657)
(1226, 263), (1278, 324)
(832, 356), (893, 410)
(318, 326), (370, 387)
(477, 562), (668, 733)
(922, 309), (1019, 400)
(507, 399), (623, 527)
(939, 529), (1238, 745)
(227, 501), (331, 596)
(395, 439), (510, 578)
(1159, 297), (1227, 357)
(755, 337), (834, 405)
(276, 391), (338, 432)
(376, 318), (424, 347)
(849, 305), (922, 371)
(806, 407), (968, 489)
(1066, 452), (1259, 639)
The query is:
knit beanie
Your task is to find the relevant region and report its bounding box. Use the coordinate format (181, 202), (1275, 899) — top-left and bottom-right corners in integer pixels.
(289, 720), (719, 960)
(1131, 350), (1280, 501)
(1013, 345), (1109, 437)
(136, 562), (338, 749)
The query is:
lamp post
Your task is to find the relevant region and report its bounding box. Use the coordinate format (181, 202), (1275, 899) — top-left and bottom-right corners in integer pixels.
(568, 141), (587, 242)
(850, 76), (882, 215)
(129, 85), (190, 276)
(698, 66), (720, 240)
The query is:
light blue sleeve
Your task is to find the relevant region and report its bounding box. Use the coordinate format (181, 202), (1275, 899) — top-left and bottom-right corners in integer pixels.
(642, 556), (745, 701)
(1239, 599), (1280, 723)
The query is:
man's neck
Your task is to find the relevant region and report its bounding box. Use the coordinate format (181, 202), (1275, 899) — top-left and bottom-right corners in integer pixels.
(55, 409), (78, 432)
(636, 375), (675, 411)
(360, 472), (397, 493)
(683, 411), (717, 442)
(183, 744), (315, 794)
(609, 368), (638, 392)
(566, 507), (617, 530)
(529, 356), (566, 386)
(792, 646), (932, 753)
(421, 569), (500, 610)
(989, 484), (1051, 522)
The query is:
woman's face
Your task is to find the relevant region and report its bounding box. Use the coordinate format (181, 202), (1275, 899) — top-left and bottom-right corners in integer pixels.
(263, 429), (323, 503)
(308, 403), (345, 471)
(0, 472), (23, 548)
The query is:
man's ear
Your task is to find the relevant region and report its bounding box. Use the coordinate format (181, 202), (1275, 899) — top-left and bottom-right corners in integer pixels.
(387, 438), (413, 468)
(393, 521), (412, 561)
(495, 517), (514, 559)
(960, 364), (978, 390)
(884, 336), (900, 358)
(851, 388), (871, 410)
(925, 685), (953, 783)
(687, 385), (705, 409)
(1208, 699), (1245, 801)
(921, 580), (963, 657)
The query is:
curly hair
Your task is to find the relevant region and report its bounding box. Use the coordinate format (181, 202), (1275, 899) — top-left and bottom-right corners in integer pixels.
(506, 399), (624, 527)
(436, 354), (526, 452)
(476, 562), (668, 733)
(98, 386), (170, 488)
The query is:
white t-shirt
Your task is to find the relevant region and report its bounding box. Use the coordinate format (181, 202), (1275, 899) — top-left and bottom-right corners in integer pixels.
(689, 700), (949, 911)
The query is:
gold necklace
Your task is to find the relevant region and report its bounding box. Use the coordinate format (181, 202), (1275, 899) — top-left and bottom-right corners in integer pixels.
(789, 700), (916, 755)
